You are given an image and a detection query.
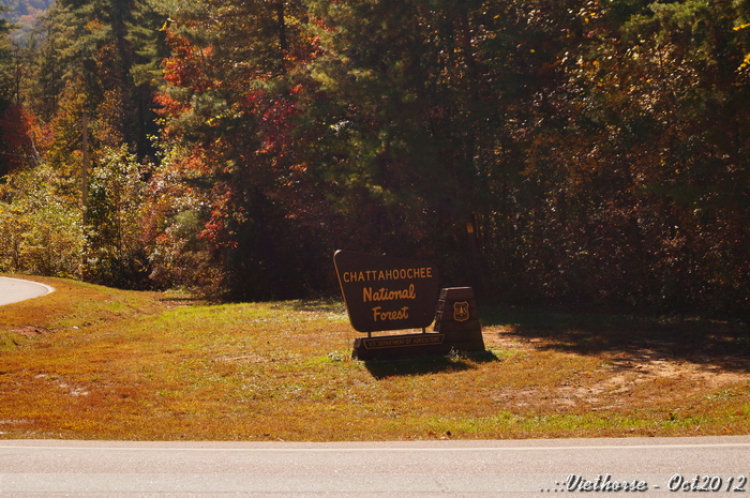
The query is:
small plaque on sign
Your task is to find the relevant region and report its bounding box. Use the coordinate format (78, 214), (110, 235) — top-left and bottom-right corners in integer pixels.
(333, 250), (440, 333)
(361, 334), (444, 349)
(453, 301), (470, 322)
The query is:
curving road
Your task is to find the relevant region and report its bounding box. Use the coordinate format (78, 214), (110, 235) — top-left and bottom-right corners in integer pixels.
(1, 436), (749, 496)
(0, 276), (54, 306)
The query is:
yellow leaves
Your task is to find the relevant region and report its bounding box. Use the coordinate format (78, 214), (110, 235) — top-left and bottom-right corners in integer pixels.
(735, 24), (750, 69)
(85, 19), (104, 33)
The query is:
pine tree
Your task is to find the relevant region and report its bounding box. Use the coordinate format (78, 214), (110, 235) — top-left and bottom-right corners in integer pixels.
(149, 0), (321, 299)
(0, 5), (20, 176)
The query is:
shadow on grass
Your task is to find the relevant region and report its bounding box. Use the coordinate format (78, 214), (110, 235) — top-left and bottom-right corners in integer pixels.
(481, 305), (750, 373)
(160, 296), (206, 303)
(363, 350), (500, 379)
(158, 289), (207, 305)
(274, 300), (348, 315)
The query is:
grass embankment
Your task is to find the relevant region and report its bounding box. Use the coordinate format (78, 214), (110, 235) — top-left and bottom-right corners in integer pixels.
(1, 275), (749, 441)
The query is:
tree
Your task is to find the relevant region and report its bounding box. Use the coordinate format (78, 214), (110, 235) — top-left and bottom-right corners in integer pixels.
(511, 0), (750, 315)
(149, 0), (325, 300)
(0, 4), (18, 175)
(0, 163), (84, 275)
(84, 145), (152, 287)
(6, 0), (168, 287)
(298, 0), (591, 295)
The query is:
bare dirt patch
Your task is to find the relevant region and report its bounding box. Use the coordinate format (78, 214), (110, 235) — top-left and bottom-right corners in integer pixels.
(484, 323), (750, 413)
(11, 326), (52, 338)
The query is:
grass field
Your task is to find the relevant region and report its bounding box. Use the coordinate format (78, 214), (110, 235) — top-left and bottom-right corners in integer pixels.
(1, 274), (749, 441)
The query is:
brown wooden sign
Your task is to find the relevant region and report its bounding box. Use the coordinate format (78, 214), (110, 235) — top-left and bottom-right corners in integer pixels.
(333, 250), (440, 333)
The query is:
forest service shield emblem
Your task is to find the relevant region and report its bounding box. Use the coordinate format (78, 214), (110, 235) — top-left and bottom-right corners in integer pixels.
(453, 301), (470, 322)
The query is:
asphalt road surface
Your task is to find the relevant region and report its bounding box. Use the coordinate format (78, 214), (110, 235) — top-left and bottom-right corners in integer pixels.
(0, 276), (54, 306)
(1, 436), (749, 497)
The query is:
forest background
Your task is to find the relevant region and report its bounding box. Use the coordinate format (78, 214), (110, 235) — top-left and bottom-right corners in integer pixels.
(1, 0), (750, 318)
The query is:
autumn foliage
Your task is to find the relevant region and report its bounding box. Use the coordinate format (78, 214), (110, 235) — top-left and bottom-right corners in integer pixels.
(2, 0), (750, 317)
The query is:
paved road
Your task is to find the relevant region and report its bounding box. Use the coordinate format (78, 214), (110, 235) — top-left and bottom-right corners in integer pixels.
(1, 436), (749, 497)
(0, 276), (54, 306)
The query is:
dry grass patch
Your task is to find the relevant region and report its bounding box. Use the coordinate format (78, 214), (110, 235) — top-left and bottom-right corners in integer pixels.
(1, 275), (749, 440)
